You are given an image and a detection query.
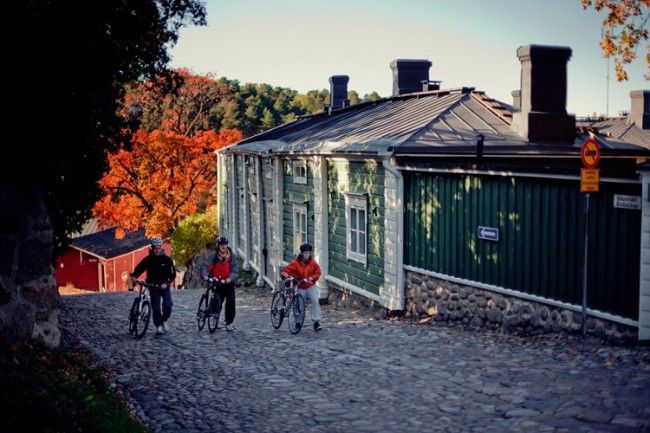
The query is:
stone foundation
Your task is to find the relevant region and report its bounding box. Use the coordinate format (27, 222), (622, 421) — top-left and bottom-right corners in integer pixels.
(326, 282), (388, 320)
(404, 270), (637, 345)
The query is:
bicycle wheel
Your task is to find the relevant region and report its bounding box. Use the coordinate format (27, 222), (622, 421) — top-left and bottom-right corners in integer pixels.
(208, 292), (222, 333)
(129, 298), (139, 335)
(270, 291), (285, 329)
(197, 293), (208, 330)
(134, 300), (151, 339)
(287, 295), (305, 334)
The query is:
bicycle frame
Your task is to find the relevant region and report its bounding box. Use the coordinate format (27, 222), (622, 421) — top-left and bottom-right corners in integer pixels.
(270, 276), (307, 334)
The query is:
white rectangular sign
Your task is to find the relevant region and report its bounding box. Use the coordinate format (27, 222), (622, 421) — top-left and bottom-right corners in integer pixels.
(613, 195), (641, 210)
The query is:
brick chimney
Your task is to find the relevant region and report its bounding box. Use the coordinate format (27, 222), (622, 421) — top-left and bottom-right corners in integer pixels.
(329, 75), (349, 109)
(511, 45), (576, 143)
(629, 90), (650, 129)
(390, 59), (432, 96)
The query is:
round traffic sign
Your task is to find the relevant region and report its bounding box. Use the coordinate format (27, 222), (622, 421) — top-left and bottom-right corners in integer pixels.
(581, 138), (600, 169)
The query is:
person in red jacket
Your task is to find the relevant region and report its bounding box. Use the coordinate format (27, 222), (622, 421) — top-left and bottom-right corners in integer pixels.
(200, 236), (240, 331)
(280, 243), (323, 331)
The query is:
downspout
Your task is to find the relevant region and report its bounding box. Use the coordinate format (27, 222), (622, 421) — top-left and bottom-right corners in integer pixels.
(382, 158), (405, 310)
(256, 156), (265, 287)
(314, 156), (329, 299)
(274, 157), (284, 288)
(216, 150), (223, 243)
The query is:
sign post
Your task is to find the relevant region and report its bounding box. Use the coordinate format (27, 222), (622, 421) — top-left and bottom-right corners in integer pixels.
(580, 137), (600, 336)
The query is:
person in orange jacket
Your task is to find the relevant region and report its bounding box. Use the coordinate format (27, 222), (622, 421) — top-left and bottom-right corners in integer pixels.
(280, 242), (323, 331)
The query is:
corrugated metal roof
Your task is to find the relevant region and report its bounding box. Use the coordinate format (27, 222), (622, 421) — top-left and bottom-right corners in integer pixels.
(225, 88), (649, 157)
(578, 118), (650, 150)
(70, 227), (149, 259)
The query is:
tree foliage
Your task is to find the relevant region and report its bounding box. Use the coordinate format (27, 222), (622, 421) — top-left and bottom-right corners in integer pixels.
(581, 0), (650, 81)
(121, 68), (231, 136)
(93, 129), (241, 239)
(7, 0), (207, 252)
(171, 206), (218, 266)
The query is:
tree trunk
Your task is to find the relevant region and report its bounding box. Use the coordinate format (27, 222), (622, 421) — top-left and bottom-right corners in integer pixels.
(0, 184), (60, 348)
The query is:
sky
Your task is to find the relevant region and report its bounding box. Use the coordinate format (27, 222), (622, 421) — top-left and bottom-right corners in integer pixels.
(170, 0), (648, 118)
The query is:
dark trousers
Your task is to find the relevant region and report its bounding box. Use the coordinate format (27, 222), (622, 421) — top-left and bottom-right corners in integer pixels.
(217, 282), (236, 325)
(149, 287), (173, 327)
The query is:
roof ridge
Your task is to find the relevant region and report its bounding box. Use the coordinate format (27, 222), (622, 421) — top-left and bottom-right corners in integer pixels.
(401, 92), (470, 144)
(470, 91), (513, 125)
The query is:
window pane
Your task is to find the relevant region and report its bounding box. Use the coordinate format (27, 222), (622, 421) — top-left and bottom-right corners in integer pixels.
(351, 231), (357, 252)
(351, 208), (357, 229)
(359, 209), (366, 231)
(359, 232), (366, 254)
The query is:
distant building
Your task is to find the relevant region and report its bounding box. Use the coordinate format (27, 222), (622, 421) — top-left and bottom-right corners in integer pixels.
(56, 227), (151, 292)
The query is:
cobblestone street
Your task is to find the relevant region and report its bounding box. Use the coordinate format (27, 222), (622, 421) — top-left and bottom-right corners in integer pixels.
(60, 287), (650, 433)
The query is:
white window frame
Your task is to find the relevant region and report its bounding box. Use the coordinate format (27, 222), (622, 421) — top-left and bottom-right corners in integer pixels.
(293, 160), (307, 184)
(345, 193), (367, 266)
(292, 203), (308, 252)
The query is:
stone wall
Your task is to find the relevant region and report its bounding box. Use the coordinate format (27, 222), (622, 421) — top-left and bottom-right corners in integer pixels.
(326, 282), (388, 320)
(0, 185), (60, 348)
(404, 270), (637, 345)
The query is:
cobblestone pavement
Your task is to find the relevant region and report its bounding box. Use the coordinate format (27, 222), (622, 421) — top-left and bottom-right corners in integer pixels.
(60, 286), (650, 433)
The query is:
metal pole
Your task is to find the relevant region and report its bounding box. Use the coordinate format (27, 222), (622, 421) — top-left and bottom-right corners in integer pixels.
(581, 193), (590, 336)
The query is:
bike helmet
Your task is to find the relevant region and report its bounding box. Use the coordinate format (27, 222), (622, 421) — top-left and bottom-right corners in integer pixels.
(299, 242), (313, 253)
(150, 237), (163, 247)
(216, 235), (229, 245)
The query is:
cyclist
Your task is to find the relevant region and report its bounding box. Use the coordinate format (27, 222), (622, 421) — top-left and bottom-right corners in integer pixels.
(200, 236), (240, 331)
(130, 237), (176, 335)
(280, 242), (323, 332)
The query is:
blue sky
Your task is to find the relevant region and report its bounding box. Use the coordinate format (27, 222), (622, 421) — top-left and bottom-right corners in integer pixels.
(170, 0), (648, 117)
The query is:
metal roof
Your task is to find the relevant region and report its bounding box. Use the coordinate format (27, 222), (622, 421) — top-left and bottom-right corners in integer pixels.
(225, 88), (650, 158)
(70, 227), (150, 259)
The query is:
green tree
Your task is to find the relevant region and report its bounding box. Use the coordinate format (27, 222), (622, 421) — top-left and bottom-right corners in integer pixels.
(363, 92), (382, 102)
(171, 206), (218, 267)
(581, 0), (649, 81)
(348, 90), (361, 106)
(8, 0), (207, 251)
(2, 0), (206, 344)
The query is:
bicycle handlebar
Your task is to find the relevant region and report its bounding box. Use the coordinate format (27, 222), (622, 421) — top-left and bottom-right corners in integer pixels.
(281, 276), (311, 288)
(205, 276), (230, 285)
(133, 280), (164, 290)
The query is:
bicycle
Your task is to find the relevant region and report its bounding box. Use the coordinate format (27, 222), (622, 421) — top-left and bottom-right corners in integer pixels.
(128, 280), (159, 339)
(270, 276), (306, 334)
(197, 277), (223, 333)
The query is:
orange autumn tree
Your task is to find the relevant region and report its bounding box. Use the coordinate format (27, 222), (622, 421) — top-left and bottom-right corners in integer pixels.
(93, 128), (241, 239)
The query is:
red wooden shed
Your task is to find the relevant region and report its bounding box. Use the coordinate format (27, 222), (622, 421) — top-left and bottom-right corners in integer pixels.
(56, 227), (151, 292)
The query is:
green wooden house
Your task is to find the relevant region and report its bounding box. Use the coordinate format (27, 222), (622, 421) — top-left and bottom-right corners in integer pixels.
(218, 45), (650, 341)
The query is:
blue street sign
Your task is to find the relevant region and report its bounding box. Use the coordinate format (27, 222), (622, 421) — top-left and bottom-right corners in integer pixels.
(477, 226), (499, 241)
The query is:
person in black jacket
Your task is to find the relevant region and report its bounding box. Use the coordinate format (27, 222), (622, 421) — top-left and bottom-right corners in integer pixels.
(131, 237), (176, 335)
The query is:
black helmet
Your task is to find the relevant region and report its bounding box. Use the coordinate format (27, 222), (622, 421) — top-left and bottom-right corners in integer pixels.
(299, 243), (312, 252)
(216, 236), (229, 245)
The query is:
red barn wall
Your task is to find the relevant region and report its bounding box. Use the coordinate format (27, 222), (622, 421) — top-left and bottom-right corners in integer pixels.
(56, 249), (100, 291)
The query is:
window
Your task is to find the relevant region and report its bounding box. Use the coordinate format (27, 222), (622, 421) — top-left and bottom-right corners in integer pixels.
(293, 160), (307, 184)
(293, 203), (307, 251)
(345, 193), (367, 265)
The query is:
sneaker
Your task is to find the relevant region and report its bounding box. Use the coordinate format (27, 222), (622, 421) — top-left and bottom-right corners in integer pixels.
(156, 325), (164, 335)
(226, 323), (234, 332)
(162, 322), (169, 333)
(313, 322), (322, 332)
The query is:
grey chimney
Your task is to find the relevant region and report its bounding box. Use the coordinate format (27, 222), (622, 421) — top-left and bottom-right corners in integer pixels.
(511, 90), (521, 110)
(629, 90), (650, 129)
(390, 59), (432, 96)
(512, 45), (576, 143)
(329, 75), (349, 109)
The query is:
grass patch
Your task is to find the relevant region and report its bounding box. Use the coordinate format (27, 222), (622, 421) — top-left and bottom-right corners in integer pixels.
(0, 336), (147, 433)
